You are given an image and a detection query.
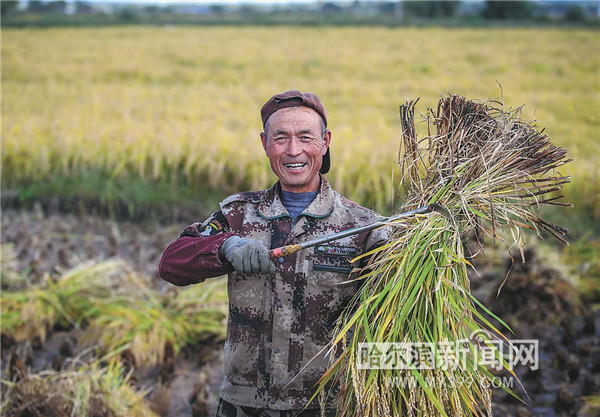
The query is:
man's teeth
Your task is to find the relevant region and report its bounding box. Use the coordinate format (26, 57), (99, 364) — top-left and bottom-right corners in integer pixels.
(285, 163), (306, 169)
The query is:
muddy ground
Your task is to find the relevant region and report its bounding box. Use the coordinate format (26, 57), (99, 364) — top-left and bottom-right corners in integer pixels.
(1, 208), (598, 416)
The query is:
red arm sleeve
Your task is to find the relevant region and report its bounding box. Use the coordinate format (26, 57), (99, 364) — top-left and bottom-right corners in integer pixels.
(158, 232), (235, 286)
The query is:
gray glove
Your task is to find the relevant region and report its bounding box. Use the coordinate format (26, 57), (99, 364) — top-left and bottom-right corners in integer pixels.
(220, 236), (275, 275)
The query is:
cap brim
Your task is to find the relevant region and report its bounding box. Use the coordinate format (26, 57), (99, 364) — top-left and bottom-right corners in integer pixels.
(320, 148), (330, 174)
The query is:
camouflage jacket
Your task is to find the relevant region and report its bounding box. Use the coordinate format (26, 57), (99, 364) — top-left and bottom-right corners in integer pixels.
(159, 176), (389, 410)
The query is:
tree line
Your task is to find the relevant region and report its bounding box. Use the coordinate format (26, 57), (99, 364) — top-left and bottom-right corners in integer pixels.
(1, 1), (597, 26)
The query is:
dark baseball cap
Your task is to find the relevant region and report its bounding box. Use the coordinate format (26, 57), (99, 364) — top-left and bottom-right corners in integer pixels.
(261, 90), (330, 174)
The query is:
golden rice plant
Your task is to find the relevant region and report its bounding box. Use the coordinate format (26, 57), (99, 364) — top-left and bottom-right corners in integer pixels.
(316, 95), (571, 416)
(0, 349), (158, 417)
(81, 277), (228, 365)
(2, 28), (597, 217)
(0, 259), (145, 343)
(581, 395), (600, 417)
(1, 259), (228, 366)
(0, 244), (26, 290)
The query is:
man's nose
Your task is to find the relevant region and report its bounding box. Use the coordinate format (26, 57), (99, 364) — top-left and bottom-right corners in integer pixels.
(284, 137), (302, 155)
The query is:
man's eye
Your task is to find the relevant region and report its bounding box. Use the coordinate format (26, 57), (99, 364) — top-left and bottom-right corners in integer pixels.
(300, 136), (315, 142)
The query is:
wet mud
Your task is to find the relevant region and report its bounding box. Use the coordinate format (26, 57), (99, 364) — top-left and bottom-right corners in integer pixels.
(1, 209), (598, 416)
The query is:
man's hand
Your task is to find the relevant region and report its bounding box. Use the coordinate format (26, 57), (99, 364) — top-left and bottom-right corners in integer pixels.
(220, 236), (275, 275)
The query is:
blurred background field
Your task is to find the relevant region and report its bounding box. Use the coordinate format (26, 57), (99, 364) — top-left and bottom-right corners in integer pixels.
(2, 25), (599, 234)
(1, 2), (599, 416)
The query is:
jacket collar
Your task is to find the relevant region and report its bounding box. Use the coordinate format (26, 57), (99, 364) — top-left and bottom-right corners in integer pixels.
(257, 174), (335, 220)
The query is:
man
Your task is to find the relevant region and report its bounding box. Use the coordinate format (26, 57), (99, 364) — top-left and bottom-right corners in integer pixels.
(159, 90), (389, 417)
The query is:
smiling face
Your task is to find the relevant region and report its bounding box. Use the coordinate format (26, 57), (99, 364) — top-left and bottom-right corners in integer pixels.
(260, 106), (331, 193)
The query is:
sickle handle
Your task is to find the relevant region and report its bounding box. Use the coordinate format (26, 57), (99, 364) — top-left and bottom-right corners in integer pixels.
(267, 204), (438, 260)
(269, 244), (303, 259)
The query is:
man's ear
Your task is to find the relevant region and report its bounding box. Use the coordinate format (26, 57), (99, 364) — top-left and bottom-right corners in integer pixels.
(260, 132), (269, 157)
(322, 130), (332, 155)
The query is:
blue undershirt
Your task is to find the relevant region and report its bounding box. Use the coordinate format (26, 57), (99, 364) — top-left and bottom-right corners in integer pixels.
(280, 189), (318, 223)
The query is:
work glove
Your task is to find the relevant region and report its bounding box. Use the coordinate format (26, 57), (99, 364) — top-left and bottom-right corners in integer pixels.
(220, 235), (275, 275)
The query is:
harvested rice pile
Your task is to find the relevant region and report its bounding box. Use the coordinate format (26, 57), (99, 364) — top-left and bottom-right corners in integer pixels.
(1, 353), (157, 417)
(316, 95), (572, 417)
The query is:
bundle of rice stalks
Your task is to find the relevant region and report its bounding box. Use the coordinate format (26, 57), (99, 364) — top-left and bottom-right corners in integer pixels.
(80, 293), (192, 366)
(1, 259), (228, 367)
(81, 279), (228, 365)
(0, 350), (157, 417)
(0, 260), (132, 343)
(81, 276), (228, 366)
(316, 95), (572, 416)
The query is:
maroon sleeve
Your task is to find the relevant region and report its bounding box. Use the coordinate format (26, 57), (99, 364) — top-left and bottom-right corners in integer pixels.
(158, 232), (235, 286)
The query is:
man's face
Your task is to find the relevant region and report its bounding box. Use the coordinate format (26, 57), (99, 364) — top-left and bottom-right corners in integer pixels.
(260, 107), (331, 193)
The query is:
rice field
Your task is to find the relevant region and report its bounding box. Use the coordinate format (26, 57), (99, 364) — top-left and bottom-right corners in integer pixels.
(1, 25), (599, 416)
(2, 26), (599, 225)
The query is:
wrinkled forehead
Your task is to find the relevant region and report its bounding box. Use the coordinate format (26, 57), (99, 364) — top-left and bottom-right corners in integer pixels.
(264, 107), (324, 135)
